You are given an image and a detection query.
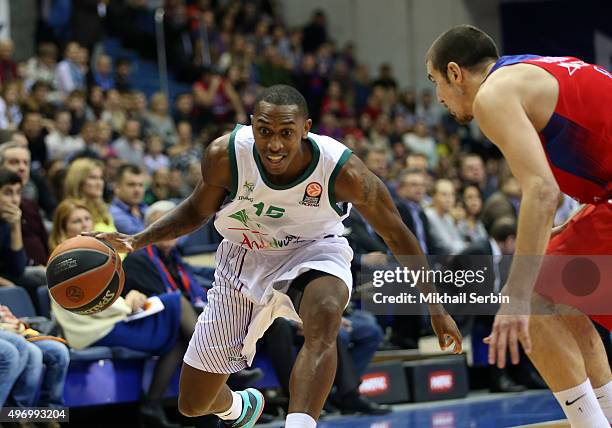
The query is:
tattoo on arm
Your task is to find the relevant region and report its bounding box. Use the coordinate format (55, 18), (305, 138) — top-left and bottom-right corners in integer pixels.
(359, 173), (376, 205)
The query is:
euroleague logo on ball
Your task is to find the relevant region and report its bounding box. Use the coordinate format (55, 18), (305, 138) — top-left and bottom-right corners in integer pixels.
(66, 286), (84, 302)
(300, 182), (322, 207)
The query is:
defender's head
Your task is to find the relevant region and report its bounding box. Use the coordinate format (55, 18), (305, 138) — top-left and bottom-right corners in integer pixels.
(426, 25), (499, 124)
(252, 85), (312, 176)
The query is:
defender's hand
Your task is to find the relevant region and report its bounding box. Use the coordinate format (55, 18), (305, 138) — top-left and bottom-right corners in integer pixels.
(484, 303), (532, 369)
(81, 231), (135, 253)
(431, 313), (463, 354)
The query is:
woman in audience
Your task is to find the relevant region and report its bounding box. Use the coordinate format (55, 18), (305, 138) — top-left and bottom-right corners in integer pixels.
(457, 184), (488, 244)
(50, 199), (193, 428)
(63, 157), (115, 233)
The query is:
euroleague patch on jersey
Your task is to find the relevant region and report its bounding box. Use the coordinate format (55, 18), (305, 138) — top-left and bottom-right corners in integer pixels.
(300, 182), (323, 207)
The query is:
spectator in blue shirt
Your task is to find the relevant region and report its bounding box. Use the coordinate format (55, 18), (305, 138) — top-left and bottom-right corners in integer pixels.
(109, 164), (148, 235)
(90, 54), (115, 91)
(0, 168), (26, 287)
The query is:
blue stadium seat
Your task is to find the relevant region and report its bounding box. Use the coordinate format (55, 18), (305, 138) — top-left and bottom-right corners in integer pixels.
(37, 286), (51, 318)
(0, 286), (37, 317)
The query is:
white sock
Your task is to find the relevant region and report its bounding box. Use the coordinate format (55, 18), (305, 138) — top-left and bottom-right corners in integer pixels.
(285, 412), (316, 428)
(553, 379), (609, 428)
(593, 380), (612, 423)
(214, 391), (242, 421)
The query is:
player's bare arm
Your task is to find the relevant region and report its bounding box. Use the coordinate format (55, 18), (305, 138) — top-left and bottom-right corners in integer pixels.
(474, 78), (560, 366)
(86, 135), (232, 252)
(334, 154), (463, 353)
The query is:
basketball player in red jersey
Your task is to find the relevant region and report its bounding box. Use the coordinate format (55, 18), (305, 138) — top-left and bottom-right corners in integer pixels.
(426, 25), (612, 427)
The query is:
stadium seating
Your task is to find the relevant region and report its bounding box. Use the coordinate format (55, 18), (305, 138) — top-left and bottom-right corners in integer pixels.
(1, 287), (154, 406)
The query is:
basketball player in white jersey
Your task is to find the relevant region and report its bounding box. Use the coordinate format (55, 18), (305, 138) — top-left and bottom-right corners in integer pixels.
(89, 85), (462, 428)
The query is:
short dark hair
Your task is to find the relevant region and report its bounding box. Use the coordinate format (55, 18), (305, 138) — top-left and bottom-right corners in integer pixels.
(0, 168), (22, 188)
(428, 25), (499, 80)
(461, 183), (482, 198)
(115, 163), (143, 183)
(254, 85), (309, 118)
(490, 216), (517, 242)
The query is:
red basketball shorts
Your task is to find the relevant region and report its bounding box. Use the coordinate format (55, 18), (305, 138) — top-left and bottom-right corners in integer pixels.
(536, 202), (612, 330)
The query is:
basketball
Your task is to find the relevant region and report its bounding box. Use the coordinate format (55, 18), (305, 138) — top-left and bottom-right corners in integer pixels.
(46, 236), (124, 315)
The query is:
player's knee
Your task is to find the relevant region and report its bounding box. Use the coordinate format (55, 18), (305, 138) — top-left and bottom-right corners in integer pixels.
(317, 297), (344, 327)
(304, 298), (343, 347)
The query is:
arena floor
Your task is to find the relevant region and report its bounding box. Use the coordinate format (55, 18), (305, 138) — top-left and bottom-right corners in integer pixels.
(258, 391), (566, 428)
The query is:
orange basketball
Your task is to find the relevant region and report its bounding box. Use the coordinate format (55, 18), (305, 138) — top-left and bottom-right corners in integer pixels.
(46, 236), (124, 315)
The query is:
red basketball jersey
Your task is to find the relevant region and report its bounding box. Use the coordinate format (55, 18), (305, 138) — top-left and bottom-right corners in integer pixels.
(489, 55), (612, 204)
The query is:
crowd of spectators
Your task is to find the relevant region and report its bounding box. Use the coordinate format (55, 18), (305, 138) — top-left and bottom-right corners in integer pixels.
(0, 0), (589, 422)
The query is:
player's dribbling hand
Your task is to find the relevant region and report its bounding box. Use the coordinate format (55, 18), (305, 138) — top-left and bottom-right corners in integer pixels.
(484, 302), (532, 369)
(431, 313), (463, 354)
(81, 231), (135, 253)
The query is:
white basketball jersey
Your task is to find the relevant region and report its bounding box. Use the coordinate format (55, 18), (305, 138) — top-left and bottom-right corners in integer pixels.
(214, 125), (353, 251)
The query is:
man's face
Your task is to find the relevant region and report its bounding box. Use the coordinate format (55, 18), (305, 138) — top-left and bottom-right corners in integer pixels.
(0, 183), (21, 208)
(398, 173), (426, 202)
(95, 121), (112, 143)
(56, 112), (71, 135)
(33, 85), (49, 103)
(66, 43), (80, 62)
(124, 121), (141, 140)
(177, 122), (192, 141)
(96, 56), (112, 75)
(153, 168), (170, 188)
(365, 152), (388, 179)
(2, 147), (31, 184)
(252, 102), (311, 177)
(426, 60), (473, 124)
(115, 171), (145, 206)
(406, 154), (428, 172)
(23, 114), (42, 137)
(461, 156), (485, 184)
(177, 95), (193, 113)
(433, 180), (456, 213)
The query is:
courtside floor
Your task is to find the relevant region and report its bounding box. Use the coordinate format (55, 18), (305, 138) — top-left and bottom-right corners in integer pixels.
(258, 390), (566, 428)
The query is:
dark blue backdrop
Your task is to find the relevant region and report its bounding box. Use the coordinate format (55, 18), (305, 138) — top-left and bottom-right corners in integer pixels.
(500, 0), (612, 68)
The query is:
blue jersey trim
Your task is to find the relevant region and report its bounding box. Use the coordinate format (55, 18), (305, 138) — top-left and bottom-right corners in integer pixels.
(487, 55), (541, 76)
